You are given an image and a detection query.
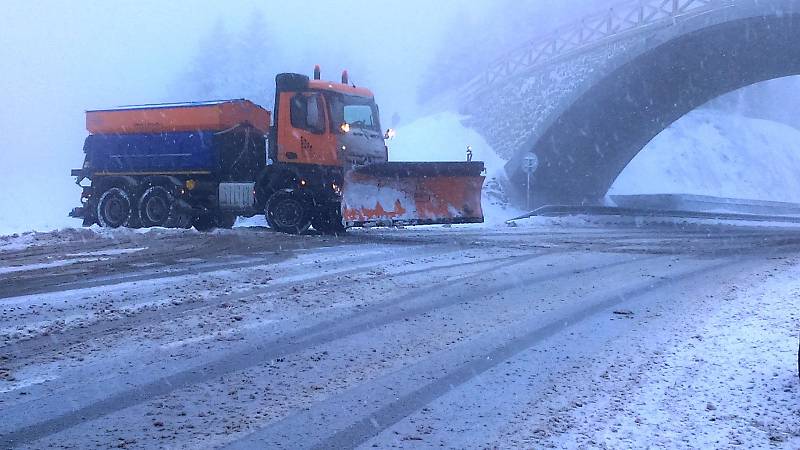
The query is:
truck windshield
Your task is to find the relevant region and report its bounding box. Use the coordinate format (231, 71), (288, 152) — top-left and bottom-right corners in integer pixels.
(328, 94), (380, 131)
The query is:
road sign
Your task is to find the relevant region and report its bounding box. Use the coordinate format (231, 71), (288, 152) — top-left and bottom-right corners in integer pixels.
(523, 153), (539, 174)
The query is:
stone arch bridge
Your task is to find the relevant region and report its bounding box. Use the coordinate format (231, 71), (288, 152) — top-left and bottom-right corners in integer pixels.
(455, 0), (800, 206)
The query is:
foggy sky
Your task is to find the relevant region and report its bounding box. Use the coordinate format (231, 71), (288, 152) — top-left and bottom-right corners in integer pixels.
(0, 0), (608, 231)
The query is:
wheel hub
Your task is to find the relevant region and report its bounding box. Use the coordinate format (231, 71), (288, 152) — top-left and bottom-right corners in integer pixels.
(104, 197), (128, 224)
(145, 196), (169, 224)
(273, 199), (302, 228)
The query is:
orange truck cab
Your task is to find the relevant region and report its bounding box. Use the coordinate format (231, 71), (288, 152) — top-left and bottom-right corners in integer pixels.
(258, 72), (390, 233)
(262, 71), (485, 233)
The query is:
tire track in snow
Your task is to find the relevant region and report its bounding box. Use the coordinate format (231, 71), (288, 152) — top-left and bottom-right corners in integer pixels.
(0, 252), (288, 300)
(0, 227), (796, 442)
(0, 232), (359, 300)
(0, 247), (551, 361)
(229, 259), (735, 449)
(0, 250), (635, 447)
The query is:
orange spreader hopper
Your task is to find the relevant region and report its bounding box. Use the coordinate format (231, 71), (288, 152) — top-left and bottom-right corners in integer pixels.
(86, 99), (271, 135)
(342, 162), (485, 227)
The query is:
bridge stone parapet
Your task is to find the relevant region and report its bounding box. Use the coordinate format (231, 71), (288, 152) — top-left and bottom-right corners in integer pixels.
(462, 39), (634, 161)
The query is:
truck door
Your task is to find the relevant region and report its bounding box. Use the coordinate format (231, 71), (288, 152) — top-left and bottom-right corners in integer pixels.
(276, 91), (337, 166)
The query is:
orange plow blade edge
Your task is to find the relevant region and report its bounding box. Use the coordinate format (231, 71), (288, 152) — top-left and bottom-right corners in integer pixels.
(342, 162), (485, 227)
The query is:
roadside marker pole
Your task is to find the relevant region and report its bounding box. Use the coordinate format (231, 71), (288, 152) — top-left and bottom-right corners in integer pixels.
(527, 172), (532, 211)
(524, 153), (539, 211)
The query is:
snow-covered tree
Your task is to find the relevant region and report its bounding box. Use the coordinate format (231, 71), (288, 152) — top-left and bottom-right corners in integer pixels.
(707, 77), (800, 130)
(172, 18), (234, 101)
(172, 11), (280, 108)
(417, 0), (569, 102)
(228, 10), (280, 106)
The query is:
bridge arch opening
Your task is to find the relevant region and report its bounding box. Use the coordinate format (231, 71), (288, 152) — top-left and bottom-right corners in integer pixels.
(523, 11), (800, 206)
(609, 76), (800, 204)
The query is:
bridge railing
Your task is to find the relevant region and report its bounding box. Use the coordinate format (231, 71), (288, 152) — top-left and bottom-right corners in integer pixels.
(480, 0), (734, 86)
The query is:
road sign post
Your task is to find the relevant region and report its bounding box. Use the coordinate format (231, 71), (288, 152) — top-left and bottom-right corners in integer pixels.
(523, 153), (539, 211)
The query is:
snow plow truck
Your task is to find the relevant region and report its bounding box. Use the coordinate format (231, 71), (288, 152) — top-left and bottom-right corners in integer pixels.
(70, 69), (485, 234)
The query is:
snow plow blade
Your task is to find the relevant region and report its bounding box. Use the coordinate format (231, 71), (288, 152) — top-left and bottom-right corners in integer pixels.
(342, 162), (485, 227)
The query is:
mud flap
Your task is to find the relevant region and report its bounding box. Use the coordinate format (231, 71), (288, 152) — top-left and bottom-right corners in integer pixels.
(342, 162), (485, 227)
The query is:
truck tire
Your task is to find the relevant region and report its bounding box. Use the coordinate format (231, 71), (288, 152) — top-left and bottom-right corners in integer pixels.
(312, 205), (346, 235)
(138, 186), (180, 228)
(96, 187), (134, 229)
(265, 190), (311, 234)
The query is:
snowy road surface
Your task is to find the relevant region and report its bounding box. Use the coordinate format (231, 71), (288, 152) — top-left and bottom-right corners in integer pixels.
(0, 222), (798, 449)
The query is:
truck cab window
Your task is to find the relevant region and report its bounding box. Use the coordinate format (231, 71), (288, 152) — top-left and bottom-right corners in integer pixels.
(328, 94), (380, 132)
(344, 105), (377, 130)
(306, 94), (325, 133)
(290, 93), (325, 134)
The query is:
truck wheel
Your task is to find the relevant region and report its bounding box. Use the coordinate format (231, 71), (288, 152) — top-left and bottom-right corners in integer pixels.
(265, 191), (311, 234)
(138, 186), (178, 228)
(312, 206), (346, 235)
(96, 187), (133, 228)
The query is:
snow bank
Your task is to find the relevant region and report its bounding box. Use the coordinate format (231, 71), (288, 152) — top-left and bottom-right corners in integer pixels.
(0, 179), (76, 236)
(390, 112), (506, 173)
(611, 109), (800, 203)
(390, 112), (525, 224)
